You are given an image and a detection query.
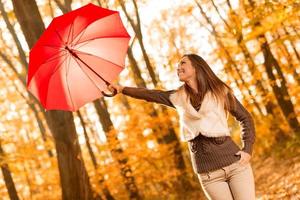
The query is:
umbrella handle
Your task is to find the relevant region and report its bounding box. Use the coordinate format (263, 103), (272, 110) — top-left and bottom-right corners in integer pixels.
(101, 88), (118, 97)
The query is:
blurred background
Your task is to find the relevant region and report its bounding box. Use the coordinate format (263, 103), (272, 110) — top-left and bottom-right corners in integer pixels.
(0, 0), (299, 199)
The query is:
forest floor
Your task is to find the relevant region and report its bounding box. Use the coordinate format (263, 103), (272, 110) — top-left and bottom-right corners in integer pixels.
(186, 137), (300, 200)
(253, 138), (300, 200)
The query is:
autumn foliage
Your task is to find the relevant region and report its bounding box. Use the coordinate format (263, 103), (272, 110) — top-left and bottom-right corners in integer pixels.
(0, 0), (299, 199)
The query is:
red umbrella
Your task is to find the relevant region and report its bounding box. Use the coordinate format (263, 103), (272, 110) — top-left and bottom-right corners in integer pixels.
(27, 3), (131, 111)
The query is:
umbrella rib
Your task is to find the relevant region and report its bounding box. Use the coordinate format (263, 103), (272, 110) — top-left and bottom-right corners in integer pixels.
(65, 55), (76, 110)
(28, 52), (68, 87)
(71, 55), (104, 96)
(73, 36), (130, 49)
(29, 48), (66, 80)
(43, 55), (69, 106)
(36, 51), (67, 69)
(70, 19), (75, 45)
(66, 20), (74, 45)
(50, 54), (69, 77)
(55, 29), (65, 44)
(41, 44), (64, 50)
(71, 27), (87, 48)
(70, 12), (118, 47)
(69, 14), (86, 47)
(73, 49), (124, 70)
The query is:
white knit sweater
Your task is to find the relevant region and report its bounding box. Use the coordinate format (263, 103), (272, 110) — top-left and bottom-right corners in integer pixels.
(169, 87), (231, 142)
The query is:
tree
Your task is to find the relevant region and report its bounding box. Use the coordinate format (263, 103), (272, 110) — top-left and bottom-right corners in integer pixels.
(11, 0), (95, 199)
(0, 140), (20, 200)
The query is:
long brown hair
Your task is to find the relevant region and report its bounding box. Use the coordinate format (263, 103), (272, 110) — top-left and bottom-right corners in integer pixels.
(178, 53), (236, 112)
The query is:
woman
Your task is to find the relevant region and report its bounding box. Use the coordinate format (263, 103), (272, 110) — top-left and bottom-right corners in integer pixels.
(107, 53), (256, 200)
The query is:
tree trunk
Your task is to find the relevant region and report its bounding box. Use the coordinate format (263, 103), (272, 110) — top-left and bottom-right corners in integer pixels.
(127, 46), (147, 88)
(214, 0), (267, 114)
(0, 142), (20, 200)
(77, 111), (98, 167)
(93, 99), (142, 200)
(195, 0), (263, 114)
(118, 0), (159, 86)
(0, 0), (27, 69)
(261, 39), (300, 133)
(12, 0), (96, 199)
(45, 111), (94, 199)
(247, 0), (300, 136)
(76, 110), (114, 200)
(54, 0), (72, 14)
(97, 1), (191, 196)
(121, 17), (192, 197)
(277, 27), (300, 86)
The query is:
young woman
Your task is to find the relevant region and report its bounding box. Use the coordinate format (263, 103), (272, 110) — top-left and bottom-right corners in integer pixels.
(107, 53), (256, 200)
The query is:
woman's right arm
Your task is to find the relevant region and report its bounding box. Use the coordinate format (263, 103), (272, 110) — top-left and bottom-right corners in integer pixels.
(121, 86), (176, 109)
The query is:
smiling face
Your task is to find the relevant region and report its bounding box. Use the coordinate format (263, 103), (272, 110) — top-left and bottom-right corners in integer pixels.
(177, 56), (197, 82)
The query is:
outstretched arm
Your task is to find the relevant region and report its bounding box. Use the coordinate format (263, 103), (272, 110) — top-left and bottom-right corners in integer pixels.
(228, 94), (256, 155)
(121, 86), (176, 109)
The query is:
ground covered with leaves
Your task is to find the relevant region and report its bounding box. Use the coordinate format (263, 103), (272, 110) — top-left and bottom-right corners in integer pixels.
(254, 138), (300, 200)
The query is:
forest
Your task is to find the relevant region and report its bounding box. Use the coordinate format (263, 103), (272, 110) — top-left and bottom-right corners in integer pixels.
(0, 0), (299, 199)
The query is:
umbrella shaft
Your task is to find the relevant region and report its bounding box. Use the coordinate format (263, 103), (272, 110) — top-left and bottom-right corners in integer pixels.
(65, 46), (110, 86)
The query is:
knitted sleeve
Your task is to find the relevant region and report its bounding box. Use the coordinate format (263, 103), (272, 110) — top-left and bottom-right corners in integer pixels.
(121, 86), (176, 108)
(228, 94), (256, 155)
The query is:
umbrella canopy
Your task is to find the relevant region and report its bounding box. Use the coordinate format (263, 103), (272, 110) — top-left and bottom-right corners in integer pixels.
(27, 3), (131, 111)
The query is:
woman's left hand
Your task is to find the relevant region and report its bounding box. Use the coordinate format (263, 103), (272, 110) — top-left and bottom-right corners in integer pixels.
(235, 150), (251, 165)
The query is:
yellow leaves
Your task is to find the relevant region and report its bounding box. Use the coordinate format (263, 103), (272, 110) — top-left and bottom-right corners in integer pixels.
(182, 5), (194, 15)
(253, 69), (263, 80)
(228, 11), (242, 34)
(1, 0), (299, 199)
(244, 5), (300, 42)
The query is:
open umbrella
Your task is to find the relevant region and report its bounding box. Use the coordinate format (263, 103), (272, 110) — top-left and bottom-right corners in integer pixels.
(26, 3), (131, 111)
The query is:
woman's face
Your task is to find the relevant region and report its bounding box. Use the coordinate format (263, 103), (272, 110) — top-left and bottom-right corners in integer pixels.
(177, 56), (196, 82)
